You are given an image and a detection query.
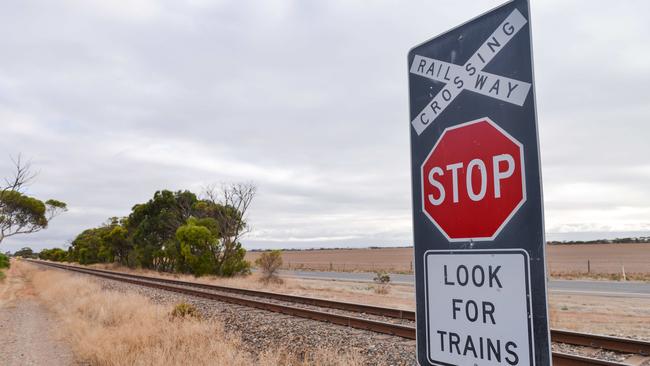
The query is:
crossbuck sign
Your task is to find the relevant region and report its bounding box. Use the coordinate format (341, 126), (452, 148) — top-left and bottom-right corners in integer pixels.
(411, 9), (530, 135)
(408, 1), (551, 365)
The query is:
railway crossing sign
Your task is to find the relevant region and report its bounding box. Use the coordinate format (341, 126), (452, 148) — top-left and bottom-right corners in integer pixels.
(421, 117), (525, 242)
(408, 1), (551, 365)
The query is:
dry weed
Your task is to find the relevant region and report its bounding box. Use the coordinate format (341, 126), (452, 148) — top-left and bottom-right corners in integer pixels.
(373, 284), (390, 295)
(550, 271), (650, 282)
(170, 302), (201, 320)
(78, 262), (415, 307)
(27, 267), (247, 365)
(19, 262), (362, 366)
(258, 347), (362, 366)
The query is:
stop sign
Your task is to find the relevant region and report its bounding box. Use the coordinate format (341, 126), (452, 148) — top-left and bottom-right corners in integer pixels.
(421, 117), (525, 241)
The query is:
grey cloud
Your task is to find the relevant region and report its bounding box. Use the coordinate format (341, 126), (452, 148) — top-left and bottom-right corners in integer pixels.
(1, 0), (649, 252)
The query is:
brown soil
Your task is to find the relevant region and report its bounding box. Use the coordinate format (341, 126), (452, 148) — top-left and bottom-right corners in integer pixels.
(246, 243), (650, 276)
(246, 247), (415, 272)
(546, 243), (650, 274)
(548, 293), (650, 340)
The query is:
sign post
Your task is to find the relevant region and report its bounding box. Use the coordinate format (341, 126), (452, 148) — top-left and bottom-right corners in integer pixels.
(408, 1), (551, 365)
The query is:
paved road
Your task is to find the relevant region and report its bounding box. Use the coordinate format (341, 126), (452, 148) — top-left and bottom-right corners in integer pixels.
(278, 270), (650, 297)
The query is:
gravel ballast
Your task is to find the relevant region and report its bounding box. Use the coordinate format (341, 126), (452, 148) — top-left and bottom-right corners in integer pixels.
(95, 274), (417, 365)
(43, 264), (645, 366)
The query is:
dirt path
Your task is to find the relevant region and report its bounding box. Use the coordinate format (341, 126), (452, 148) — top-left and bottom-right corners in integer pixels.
(0, 262), (76, 366)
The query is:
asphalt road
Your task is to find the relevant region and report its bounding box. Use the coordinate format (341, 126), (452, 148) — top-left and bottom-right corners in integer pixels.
(278, 270), (650, 297)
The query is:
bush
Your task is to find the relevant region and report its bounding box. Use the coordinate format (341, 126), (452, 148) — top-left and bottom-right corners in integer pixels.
(170, 302), (201, 320)
(373, 270), (391, 294)
(0, 253), (10, 269)
(255, 250), (283, 284)
(13, 247), (36, 258)
(39, 248), (68, 262)
(176, 222), (218, 277)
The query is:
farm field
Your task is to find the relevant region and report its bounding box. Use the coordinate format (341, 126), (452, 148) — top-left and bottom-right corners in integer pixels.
(245, 243), (650, 276)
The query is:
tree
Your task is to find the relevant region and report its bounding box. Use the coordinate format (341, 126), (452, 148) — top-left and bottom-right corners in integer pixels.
(66, 186), (253, 277)
(127, 190), (198, 271)
(67, 218), (125, 265)
(176, 219), (217, 276)
(68, 228), (104, 264)
(0, 155), (67, 244)
(0, 252), (9, 269)
(255, 250), (283, 283)
(105, 220), (132, 266)
(200, 183), (255, 275)
(13, 246), (35, 258)
(39, 247), (68, 262)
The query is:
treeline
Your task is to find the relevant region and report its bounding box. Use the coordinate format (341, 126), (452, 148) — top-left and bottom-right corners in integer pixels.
(547, 237), (650, 245)
(40, 184), (255, 277)
(248, 245), (412, 252)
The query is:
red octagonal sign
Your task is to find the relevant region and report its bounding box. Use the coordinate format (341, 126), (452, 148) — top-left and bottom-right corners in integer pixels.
(421, 117), (526, 241)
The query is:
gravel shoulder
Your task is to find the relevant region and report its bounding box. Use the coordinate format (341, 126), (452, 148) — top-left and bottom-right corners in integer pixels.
(0, 262), (77, 366)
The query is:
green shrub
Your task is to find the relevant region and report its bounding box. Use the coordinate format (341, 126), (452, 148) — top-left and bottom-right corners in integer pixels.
(38, 248), (68, 262)
(0, 253), (10, 269)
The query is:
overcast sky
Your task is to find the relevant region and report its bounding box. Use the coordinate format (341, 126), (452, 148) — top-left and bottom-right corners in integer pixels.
(1, 0), (649, 253)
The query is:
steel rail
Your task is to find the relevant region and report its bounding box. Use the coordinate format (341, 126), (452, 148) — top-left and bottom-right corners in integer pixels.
(31, 260), (415, 339)
(38, 261), (416, 320)
(552, 351), (630, 366)
(30, 260), (649, 365)
(552, 329), (650, 357)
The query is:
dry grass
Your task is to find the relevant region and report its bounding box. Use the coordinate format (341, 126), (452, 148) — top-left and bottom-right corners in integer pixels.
(60, 261), (650, 340)
(170, 302), (201, 319)
(549, 271), (650, 281)
(373, 284), (390, 294)
(27, 264), (250, 365)
(19, 261), (361, 366)
(77, 262), (416, 310)
(259, 349), (362, 366)
(27, 260), (649, 348)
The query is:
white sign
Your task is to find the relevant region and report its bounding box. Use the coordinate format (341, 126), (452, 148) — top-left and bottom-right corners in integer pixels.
(410, 9), (531, 135)
(424, 250), (534, 366)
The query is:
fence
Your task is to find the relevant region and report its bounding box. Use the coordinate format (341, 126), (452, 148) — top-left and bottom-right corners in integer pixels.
(282, 261), (414, 273)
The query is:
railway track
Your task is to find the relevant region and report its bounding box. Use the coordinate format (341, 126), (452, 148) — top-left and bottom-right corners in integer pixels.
(29, 260), (650, 366)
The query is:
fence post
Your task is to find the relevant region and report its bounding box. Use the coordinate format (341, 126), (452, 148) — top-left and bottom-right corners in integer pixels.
(587, 260), (590, 274)
(410, 261), (413, 273)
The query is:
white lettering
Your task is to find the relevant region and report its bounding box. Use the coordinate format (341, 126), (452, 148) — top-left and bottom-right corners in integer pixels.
(466, 159), (487, 201)
(493, 154), (515, 198)
(446, 163), (463, 203)
(428, 167), (445, 206)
